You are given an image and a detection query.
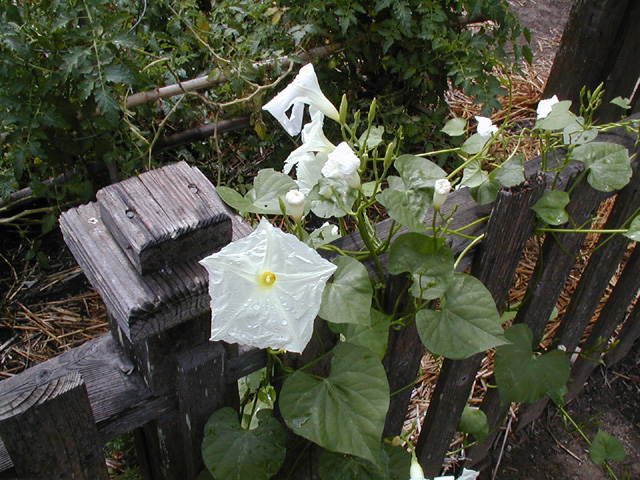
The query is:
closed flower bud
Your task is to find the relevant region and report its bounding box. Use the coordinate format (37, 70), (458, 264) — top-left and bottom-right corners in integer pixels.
(285, 189), (306, 222)
(433, 178), (451, 211)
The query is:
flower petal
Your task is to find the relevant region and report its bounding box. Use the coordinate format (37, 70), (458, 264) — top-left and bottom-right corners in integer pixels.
(263, 64), (339, 136)
(200, 218), (337, 353)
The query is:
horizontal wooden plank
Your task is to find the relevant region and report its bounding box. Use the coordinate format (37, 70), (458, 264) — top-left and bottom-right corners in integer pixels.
(60, 199), (253, 342)
(97, 162), (233, 275)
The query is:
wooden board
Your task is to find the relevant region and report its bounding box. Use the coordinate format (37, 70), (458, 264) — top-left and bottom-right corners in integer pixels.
(60, 199), (252, 342)
(96, 162), (232, 275)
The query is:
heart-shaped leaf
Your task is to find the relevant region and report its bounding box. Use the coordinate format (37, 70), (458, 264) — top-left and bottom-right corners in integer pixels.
(590, 429), (626, 465)
(535, 100), (576, 131)
(202, 407), (286, 480)
(416, 273), (506, 359)
(458, 406), (489, 442)
(441, 117), (467, 137)
(280, 342), (390, 464)
(494, 324), (570, 404)
(376, 176), (430, 233)
(217, 168), (298, 214)
(531, 191), (570, 225)
(388, 234), (455, 300)
(330, 309), (391, 359)
(572, 142), (632, 192)
(319, 256), (372, 325)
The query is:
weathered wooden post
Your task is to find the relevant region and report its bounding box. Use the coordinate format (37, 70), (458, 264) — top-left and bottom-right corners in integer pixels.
(543, 0), (640, 121)
(59, 161), (252, 479)
(0, 371), (109, 479)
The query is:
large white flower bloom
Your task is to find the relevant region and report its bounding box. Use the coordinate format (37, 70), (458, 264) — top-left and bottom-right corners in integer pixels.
(283, 108), (335, 175)
(475, 116), (498, 137)
(321, 141), (361, 189)
(199, 218), (337, 353)
(536, 95), (559, 119)
(263, 63), (340, 136)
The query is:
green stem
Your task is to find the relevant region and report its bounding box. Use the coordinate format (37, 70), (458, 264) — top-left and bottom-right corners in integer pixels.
(454, 234), (484, 270)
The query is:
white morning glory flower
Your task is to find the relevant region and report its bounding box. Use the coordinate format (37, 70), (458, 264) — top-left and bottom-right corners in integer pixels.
(536, 95), (559, 119)
(475, 116), (498, 137)
(284, 189), (306, 222)
(321, 141), (361, 189)
(262, 63), (340, 136)
(199, 218), (337, 353)
(409, 457), (426, 480)
(283, 108), (335, 175)
(433, 178), (451, 211)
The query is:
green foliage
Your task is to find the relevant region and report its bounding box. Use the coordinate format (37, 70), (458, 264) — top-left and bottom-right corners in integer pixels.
(283, 0), (528, 114)
(458, 406), (489, 442)
(494, 324), (571, 404)
(279, 342), (390, 464)
(532, 191), (570, 226)
(319, 256), (373, 325)
(589, 429), (626, 466)
(201, 407), (286, 480)
(416, 273), (506, 359)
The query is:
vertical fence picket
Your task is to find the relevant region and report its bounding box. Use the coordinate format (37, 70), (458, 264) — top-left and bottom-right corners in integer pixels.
(416, 176), (545, 477)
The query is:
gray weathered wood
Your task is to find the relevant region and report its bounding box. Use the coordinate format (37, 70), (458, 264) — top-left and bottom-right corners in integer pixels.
(465, 167), (609, 465)
(544, 0), (640, 121)
(177, 343), (230, 479)
(97, 162), (232, 275)
(0, 371), (109, 479)
(416, 175), (546, 478)
(567, 244), (640, 400)
(60, 201), (252, 342)
(606, 299), (640, 366)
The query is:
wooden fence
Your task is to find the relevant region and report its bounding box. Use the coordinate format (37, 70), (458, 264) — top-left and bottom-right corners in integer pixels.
(0, 122), (638, 479)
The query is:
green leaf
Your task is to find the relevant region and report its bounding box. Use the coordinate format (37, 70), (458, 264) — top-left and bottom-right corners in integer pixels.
(441, 117), (466, 137)
(359, 126), (385, 150)
(535, 101), (576, 131)
(319, 256), (373, 325)
(280, 342), (390, 464)
(246, 168), (299, 213)
(531, 191), (570, 225)
(202, 407), (286, 480)
(458, 406), (489, 442)
(318, 449), (388, 480)
(461, 133), (490, 155)
(461, 159), (489, 189)
(562, 120), (597, 146)
(216, 169), (297, 214)
(589, 429), (626, 465)
(377, 156), (447, 232)
(494, 324), (570, 404)
(388, 233), (455, 300)
(376, 177), (429, 233)
(416, 273), (506, 359)
(610, 96), (631, 110)
(624, 215), (640, 242)
(494, 155), (525, 188)
(572, 142), (632, 192)
(384, 443), (411, 480)
(331, 309), (391, 359)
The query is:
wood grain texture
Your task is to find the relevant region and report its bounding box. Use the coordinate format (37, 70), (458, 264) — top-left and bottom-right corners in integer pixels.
(416, 175), (546, 478)
(97, 162), (232, 275)
(60, 201), (252, 342)
(0, 371), (109, 479)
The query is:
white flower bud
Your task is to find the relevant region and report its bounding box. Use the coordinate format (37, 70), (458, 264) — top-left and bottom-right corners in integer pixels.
(409, 457), (425, 480)
(285, 189), (306, 222)
(433, 178), (451, 211)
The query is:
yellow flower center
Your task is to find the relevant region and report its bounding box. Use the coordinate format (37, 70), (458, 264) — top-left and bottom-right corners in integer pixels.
(259, 271), (277, 287)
